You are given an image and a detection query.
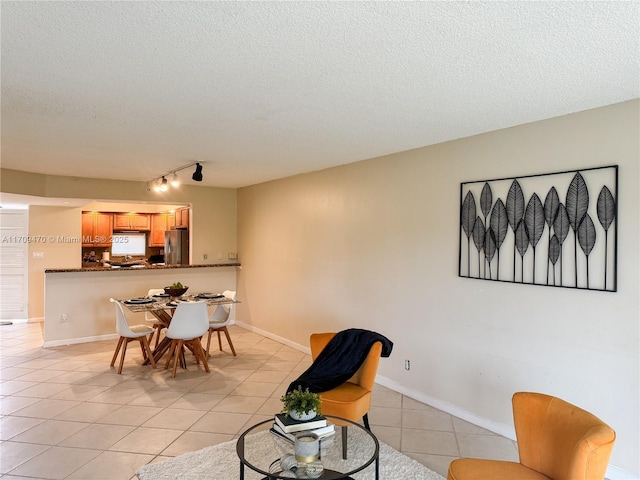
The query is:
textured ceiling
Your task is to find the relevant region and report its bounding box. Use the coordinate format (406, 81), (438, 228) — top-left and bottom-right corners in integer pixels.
(1, 1), (638, 189)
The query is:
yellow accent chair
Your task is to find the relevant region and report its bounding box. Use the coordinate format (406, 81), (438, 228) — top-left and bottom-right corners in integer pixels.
(309, 332), (383, 458)
(447, 392), (616, 480)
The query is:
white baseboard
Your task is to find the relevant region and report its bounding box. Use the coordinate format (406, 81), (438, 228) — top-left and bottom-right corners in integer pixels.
(235, 321), (311, 355)
(375, 374), (516, 440)
(43, 333), (118, 348)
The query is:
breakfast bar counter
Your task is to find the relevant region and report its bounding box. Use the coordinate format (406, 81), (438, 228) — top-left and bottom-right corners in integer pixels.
(43, 264), (240, 347)
(46, 263), (240, 273)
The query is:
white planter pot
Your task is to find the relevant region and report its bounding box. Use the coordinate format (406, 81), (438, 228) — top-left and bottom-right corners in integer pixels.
(289, 409), (317, 421)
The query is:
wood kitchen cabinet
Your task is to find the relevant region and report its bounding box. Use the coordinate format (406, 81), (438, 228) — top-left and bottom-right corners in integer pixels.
(149, 213), (175, 247)
(113, 213), (151, 231)
(82, 212), (113, 247)
(175, 208), (189, 228)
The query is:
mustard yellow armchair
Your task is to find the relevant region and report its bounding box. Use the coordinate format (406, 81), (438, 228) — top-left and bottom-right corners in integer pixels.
(309, 332), (383, 458)
(447, 392), (616, 480)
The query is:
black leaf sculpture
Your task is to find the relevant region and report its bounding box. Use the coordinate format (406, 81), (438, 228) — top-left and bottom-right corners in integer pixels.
(461, 191), (476, 277)
(566, 172), (589, 286)
(480, 183), (493, 278)
(577, 214), (596, 288)
(544, 187), (560, 284)
(597, 186), (616, 231)
(549, 235), (560, 286)
(597, 186), (616, 290)
(490, 199), (508, 280)
(459, 165), (616, 291)
(472, 216), (486, 277)
(484, 229), (497, 279)
(524, 193), (545, 283)
(566, 172), (589, 230)
(553, 203), (570, 286)
(544, 187), (560, 225)
(553, 203), (571, 244)
(480, 183), (493, 219)
(514, 220), (529, 283)
(506, 180), (525, 281)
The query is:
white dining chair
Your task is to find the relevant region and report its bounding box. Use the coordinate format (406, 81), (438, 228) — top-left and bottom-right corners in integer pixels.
(164, 301), (210, 378)
(109, 298), (156, 374)
(146, 288), (166, 347)
(204, 290), (237, 356)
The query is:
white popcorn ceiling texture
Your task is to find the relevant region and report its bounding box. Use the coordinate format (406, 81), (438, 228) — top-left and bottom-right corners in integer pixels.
(1, 1), (638, 188)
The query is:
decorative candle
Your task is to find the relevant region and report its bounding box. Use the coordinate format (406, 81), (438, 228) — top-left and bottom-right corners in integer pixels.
(294, 432), (320, 463)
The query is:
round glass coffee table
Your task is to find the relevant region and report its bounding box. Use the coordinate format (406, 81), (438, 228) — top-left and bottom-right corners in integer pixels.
(236, 415), (379, 479)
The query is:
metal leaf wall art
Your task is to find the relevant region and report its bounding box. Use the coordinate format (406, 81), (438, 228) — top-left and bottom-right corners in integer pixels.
(459, 165), (618, 291)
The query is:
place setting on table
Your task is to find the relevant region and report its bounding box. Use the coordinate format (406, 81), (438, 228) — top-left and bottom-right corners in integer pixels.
(120, 289), (232, 312)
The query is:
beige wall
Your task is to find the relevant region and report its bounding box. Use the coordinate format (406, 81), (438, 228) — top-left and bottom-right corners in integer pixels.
(0, 173), (237, 319)
(237, 100), (639, 475)
(28, 206), (83, 319)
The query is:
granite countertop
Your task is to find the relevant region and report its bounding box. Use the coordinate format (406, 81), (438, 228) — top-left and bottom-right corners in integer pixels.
(46, 263), (241, 273)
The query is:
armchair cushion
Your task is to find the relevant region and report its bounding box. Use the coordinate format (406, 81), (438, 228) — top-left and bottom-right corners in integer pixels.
(448, 459), (550, 480)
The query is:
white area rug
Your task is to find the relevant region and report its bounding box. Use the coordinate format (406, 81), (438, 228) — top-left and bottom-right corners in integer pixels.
(137, 428), (445, 479)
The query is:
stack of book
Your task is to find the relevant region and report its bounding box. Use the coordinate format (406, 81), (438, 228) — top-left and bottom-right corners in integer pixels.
(270, 412), (335, 444)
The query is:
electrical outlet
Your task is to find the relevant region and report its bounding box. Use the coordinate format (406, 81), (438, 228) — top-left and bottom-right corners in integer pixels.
(61, 313), (68, 322)
(203, 253), (208, 260)
(405, 359), (411, 371)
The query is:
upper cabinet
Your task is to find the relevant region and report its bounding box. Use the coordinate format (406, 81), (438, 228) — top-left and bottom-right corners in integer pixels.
(113, 213), (151, 231)
(175, 208), (189, 228)
(149, 213), (176, 247)
(82, 212), (113, 247)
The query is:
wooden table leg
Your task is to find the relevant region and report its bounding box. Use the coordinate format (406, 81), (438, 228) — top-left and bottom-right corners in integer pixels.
(143, 310), (172, 365)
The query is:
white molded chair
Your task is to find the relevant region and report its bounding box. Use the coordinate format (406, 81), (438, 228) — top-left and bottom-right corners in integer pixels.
(109, 298), (156, 374)
(204, 290), (237, 356)
(145, 288), (166, 347)
(164, 301), (210, 378)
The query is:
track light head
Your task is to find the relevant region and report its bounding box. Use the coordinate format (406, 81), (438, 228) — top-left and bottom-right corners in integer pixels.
(160, 177), (168, 191)
(170, 172), (180, 187)
(192, 163), (203, 182)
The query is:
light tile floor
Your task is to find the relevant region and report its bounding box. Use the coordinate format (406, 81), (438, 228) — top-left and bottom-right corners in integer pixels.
(0, 322), (518, 479)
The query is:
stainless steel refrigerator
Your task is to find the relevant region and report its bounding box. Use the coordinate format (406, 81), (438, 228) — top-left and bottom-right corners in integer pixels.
(164, 229), (189, 265)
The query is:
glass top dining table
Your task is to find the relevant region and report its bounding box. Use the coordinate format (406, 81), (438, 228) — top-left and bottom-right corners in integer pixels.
(119, 293), (239, 364)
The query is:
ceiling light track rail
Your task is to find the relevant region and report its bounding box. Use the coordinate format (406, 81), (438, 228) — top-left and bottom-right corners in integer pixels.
(148, 161), (204, 192)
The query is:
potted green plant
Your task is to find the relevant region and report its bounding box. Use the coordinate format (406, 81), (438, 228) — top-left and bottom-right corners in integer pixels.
(280, 387), (322, 421)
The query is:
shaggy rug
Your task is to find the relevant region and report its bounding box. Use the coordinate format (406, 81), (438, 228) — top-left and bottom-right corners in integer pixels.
(137, 428), (445, 479)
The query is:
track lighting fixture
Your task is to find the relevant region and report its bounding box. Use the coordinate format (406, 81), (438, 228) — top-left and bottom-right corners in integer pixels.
(147, 161), (204, 193)
(192, 163), (203, 182)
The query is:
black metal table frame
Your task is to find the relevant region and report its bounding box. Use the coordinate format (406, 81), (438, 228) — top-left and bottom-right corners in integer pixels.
(236, 415), (379, 480)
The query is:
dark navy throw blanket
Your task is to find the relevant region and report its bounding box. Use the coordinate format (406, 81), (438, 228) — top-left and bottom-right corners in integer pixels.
(287, 329), (393, 394)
